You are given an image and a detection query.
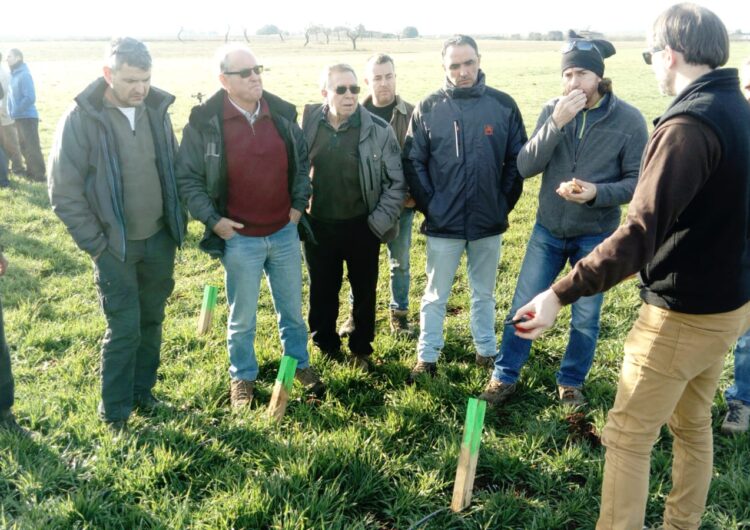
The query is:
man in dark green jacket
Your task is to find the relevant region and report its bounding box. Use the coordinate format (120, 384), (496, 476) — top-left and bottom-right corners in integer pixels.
(301, 63), (406, 370)
(48, 37), (186, 431)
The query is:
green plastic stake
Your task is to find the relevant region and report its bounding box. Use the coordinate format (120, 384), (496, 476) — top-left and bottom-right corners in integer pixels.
(276, 356), (298, 392)
(461, 398), (486, 455)
(201, 285), (218, 311)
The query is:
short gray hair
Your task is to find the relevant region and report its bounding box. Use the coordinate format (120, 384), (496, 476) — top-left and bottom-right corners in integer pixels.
(108, 38), (151, 71)
(320, 63), (357, 90)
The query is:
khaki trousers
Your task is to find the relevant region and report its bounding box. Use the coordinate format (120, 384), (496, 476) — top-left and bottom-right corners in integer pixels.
(597, 300), (750, 530)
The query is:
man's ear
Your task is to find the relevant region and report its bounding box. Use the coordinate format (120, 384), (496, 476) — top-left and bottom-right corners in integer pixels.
(663, 46), (678, 68)
(103, 65), (113, 85)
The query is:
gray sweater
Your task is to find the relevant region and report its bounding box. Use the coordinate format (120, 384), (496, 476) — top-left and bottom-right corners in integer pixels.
(518, 92), (648, 238)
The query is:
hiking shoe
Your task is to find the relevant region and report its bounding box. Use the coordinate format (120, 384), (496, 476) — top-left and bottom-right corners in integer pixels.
(338, 314), (355, 337)
(475, 353), (496, 369)
(230, 379), (255, 408)
(295, 366), (326, 397)
(721, 400), (750, 435)
(479, 378), (517, 406)
(558, 385), (586, 406)
(349, 354), (372, 372)
(407, 360), (437, 384)
(390, 309), (416, 338)
(0, 409), (30, 437)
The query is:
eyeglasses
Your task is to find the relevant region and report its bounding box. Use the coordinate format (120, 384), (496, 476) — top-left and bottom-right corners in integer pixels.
(334, 85), (361, 95)
(642, 47), (664, 65)
(223, 65), (264, 78)
(560, 40), (601, 55)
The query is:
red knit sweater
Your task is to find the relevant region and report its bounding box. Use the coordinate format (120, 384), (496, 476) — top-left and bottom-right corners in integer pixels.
(224, 96), (290, 237)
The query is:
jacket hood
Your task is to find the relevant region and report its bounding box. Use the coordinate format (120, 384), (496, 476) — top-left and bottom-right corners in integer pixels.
(10, 62), (28, 74)
(74, 77), (175, 117)
(188, 88), (297, 130)
(443, 70), (487, 99)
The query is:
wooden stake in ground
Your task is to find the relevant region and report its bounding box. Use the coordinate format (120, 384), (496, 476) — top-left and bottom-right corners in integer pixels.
(196, 285), (218, 335)
(451, 397), (487, 512)
(268, 356), (298, 422)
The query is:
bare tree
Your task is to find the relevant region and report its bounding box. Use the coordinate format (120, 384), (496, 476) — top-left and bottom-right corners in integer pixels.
(177, 27), (184, 42)
(243, 28), (250, 43)
(347, 24), (365, 50)
(224, 25), (231, 43)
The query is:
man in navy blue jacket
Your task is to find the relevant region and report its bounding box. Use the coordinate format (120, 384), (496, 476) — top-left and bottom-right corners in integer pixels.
(405, 35), (526, 382)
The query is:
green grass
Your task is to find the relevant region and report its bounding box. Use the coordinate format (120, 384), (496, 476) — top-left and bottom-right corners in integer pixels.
(1, 37), (749, 529)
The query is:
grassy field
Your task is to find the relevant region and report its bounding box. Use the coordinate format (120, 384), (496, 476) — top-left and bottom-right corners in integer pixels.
(1, 36), (749, 529)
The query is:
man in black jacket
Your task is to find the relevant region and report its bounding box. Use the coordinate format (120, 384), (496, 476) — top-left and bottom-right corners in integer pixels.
(405, 35), (526, 382)
(511, 5), (750, 528)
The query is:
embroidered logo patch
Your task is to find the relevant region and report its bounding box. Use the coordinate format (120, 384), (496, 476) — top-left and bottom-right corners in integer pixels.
(484, 125), (494, 136)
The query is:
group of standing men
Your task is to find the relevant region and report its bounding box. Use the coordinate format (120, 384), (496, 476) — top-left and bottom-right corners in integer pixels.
(1, 3), (749, 528)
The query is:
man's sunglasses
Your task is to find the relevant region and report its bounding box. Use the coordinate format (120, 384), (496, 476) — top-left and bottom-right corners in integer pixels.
(560, 40), (601, 55)
(642, 47), (665, 65)
(223, 65), (264, 78)
(334, 85), (361, 95)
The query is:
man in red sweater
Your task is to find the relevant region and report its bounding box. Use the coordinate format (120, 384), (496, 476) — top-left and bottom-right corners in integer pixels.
(177, 45), (323, 407)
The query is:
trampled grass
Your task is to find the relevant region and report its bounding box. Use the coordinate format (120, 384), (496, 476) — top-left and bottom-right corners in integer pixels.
(1, 37), (749, 529)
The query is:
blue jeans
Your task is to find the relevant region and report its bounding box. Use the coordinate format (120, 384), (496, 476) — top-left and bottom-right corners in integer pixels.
(418, 234), (501, 362)
(387, 208), (415, 311)
(494, 223), (611, 387)
(221, 222), (309, 382)
(725, 329), (750, 405)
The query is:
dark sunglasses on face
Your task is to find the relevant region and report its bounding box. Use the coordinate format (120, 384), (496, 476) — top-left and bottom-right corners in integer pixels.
(642, 47), (664, 65)
(334, 85), (361, 95)
(560, 39), (601, 55)
(224, 65), (264, 78)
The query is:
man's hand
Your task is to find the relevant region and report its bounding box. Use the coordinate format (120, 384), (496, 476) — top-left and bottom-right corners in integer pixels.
(289, 208), (302, 225)
(212, 217), (244, 240)
(0, 253), (7, 277)
(551, 89), (587, 129)
(403, 193), (416, 209)
(557, 178), (597, 204)
(513, 289), (563, 340)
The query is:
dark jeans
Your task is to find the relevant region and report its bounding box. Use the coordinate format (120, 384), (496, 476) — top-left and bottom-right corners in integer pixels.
(14, 118), (45, 180)
(0, 297), (14, 411)
(0, 124), (24, 174)
(94, 229), (176, 422)
(304, 217), (380, 356)
(0, 145), (8, 186)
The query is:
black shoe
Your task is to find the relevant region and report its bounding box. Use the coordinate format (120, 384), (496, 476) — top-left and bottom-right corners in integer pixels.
(105, 419), (128, 434)
(133, 393), (163, 413)
(0, 409), (31, 437)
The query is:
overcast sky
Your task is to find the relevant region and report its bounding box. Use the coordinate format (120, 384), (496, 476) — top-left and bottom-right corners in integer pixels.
(3, 0), (747, 39)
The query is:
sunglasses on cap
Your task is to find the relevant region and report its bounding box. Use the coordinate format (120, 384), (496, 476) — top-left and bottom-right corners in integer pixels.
(560, 40), (601, 55)
(334, 85), (361, 95)
(642, 47), (665, 65)
(223, 65), (264, 78)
